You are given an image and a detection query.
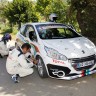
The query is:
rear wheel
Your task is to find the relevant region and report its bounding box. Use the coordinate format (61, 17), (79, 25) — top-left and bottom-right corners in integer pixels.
(37, 56), (48, 78)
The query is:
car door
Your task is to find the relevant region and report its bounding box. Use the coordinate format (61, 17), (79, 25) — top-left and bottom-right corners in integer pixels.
(24, 25), (39, 56)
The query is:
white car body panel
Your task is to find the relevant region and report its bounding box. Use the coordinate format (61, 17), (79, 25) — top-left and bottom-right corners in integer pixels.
(42, 37), (96, 58)
(16, 22), (96, 80)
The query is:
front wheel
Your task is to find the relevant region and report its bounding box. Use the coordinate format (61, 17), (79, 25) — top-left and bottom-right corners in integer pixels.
(37, 57), (48, 78)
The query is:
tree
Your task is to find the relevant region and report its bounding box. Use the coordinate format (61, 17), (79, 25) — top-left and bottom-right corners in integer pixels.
(0, 0), (8, 24)
(36, 0), (68, 23)
(3, 0), (38, 29)
(50, 0), (68, 23)
(36, 0), (51, 20)
(68, 0), (96, 37)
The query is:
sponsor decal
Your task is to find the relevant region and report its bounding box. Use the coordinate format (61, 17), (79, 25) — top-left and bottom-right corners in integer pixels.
(81, 69), (90, 77)
(53, 59), (64, 64)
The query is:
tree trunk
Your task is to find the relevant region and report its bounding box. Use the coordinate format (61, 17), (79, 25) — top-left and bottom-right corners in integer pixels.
(76, 9), (86, 35)
(18, 22), (21, 30)
(10, 23), (13, 33)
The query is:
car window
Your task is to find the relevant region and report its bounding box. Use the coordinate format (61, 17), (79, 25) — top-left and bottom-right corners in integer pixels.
(36, 24), (81, 39)
(25, 25), (37, 41)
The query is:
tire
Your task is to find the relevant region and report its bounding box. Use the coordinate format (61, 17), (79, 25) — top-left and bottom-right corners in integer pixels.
(37, 56), (48, 78)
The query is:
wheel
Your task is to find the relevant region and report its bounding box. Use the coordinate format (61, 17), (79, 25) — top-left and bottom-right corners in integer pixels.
(15, 42), (19, 49)
(37, 56), (48, 78)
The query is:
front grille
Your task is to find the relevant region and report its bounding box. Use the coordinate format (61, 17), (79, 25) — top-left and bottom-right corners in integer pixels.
(69, 55), (96, 71)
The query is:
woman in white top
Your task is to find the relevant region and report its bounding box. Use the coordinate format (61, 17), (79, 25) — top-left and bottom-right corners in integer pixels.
(0, 33), (12, 58)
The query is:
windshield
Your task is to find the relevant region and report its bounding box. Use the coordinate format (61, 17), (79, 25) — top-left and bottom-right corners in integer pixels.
(36, 24), (81, 39)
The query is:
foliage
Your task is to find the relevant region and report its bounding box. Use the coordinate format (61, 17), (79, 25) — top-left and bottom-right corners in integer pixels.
(49, 0), (68, 23)
(1, 0), (96, 40)
(36, 0), (79, 32)
(68, 0), (96, 37)
(36, 0), (67, 22)
(3, 0), (38, 29)
(36, 0), (51, 20)
(0, 0), (8, 24)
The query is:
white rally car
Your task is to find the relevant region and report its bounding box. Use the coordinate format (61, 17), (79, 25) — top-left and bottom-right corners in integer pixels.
(16, 22), (96, 80)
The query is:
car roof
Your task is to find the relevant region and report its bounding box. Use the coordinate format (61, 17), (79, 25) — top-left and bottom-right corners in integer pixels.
(24, 22), (66, 26)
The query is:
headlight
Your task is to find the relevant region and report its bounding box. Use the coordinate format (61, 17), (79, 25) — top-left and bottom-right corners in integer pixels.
(44, 46), (67, 61)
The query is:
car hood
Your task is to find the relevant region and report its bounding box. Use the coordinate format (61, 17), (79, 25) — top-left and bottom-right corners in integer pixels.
(42, 37), (96, 58)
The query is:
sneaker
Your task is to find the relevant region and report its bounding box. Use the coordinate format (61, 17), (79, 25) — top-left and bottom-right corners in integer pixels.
(11, 74), (19, 83)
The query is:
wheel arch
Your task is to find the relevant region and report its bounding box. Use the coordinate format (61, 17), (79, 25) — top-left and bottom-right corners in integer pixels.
(36, 54), (49, 78)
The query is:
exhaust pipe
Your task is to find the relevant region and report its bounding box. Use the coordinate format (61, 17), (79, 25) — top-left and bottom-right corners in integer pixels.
(52, 71), (65, 78)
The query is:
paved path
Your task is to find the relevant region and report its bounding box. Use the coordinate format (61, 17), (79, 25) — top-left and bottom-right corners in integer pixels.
(0, 57), (96, 96)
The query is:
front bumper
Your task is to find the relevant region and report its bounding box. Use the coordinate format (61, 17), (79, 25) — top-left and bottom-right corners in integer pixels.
(61, 69), (96, 80)
(47, 64), (96, 80)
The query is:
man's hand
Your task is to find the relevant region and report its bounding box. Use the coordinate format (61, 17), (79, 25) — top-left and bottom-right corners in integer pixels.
(32, 58), (38, 64)
(29, 56), (38, 64)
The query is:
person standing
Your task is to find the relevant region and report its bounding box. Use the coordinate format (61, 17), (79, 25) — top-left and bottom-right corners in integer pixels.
(0, 33), (12, 58)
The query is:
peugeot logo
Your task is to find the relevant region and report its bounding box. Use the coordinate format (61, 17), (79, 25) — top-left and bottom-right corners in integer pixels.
(82, 50), (85, 54)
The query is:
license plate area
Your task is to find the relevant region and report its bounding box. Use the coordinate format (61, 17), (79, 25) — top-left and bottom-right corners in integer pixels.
(76, 60), (94, 68)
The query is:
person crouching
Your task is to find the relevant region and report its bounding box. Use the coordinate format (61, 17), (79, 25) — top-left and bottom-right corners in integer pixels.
(6, 43), (34, 83)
